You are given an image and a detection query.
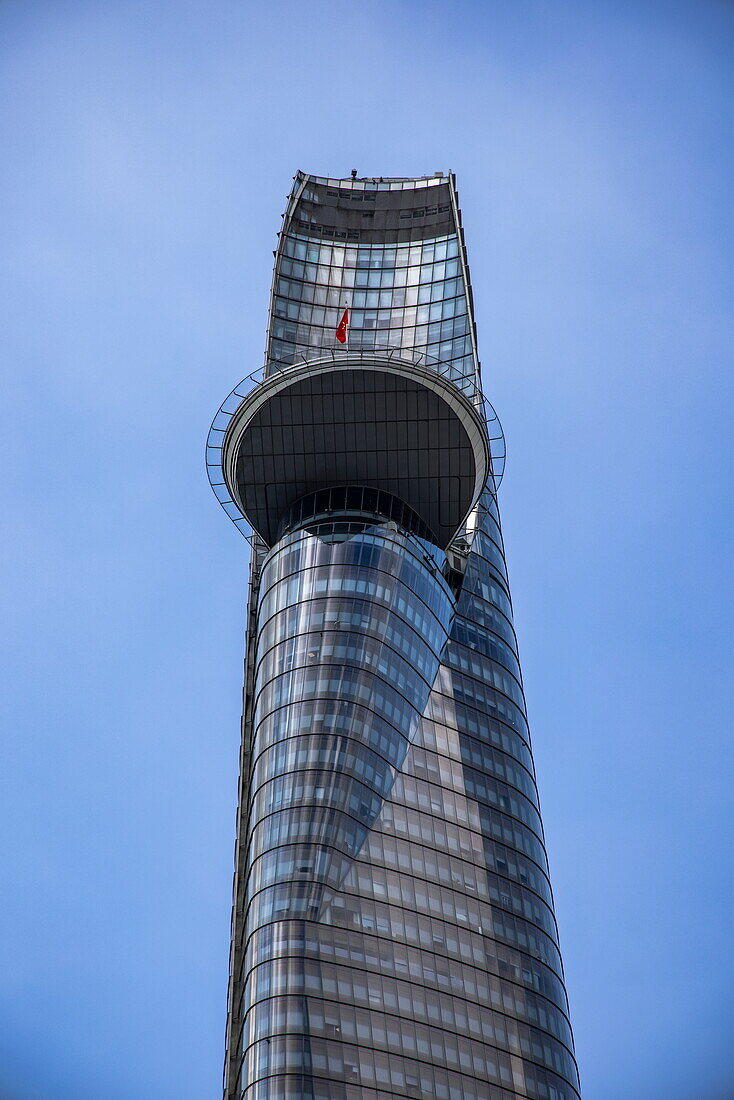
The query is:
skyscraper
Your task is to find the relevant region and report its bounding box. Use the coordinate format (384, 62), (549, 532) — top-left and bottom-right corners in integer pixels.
(206, 172), (580, 1100)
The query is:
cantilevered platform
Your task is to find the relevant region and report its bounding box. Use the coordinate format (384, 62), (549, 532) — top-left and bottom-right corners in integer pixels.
(220, 353), (489, 550)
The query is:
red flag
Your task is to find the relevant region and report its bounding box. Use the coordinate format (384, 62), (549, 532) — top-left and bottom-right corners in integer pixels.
(336, 307), (349, 344)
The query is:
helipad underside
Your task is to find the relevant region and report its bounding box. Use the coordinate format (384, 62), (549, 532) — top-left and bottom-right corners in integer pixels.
(222, 360), (488, 549)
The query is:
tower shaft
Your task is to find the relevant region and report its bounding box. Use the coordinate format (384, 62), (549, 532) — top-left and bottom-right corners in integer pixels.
(208, 173), (579, 1100)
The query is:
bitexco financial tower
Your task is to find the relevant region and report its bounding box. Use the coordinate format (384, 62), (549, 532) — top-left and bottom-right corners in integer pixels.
(206, 172), (580, 1100)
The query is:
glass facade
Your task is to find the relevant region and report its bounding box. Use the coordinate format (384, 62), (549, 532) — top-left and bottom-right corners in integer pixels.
(268, 174), (477, 399)
(212, 173), (579, 1100)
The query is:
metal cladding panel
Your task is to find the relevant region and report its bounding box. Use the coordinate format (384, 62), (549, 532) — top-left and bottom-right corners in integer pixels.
(219, 174), (580, 1100)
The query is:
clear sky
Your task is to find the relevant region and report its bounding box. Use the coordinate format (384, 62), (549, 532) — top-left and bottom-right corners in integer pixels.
(1, 2), (732, 1098)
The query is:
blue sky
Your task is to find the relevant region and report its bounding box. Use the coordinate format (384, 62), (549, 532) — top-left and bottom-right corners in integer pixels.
(1, 2), (732, 1098)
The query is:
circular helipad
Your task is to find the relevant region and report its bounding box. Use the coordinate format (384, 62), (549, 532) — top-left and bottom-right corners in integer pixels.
(220, 355), (489, 550)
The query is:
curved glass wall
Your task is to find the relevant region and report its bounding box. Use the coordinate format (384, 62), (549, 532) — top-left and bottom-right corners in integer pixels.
(267, 175), (480, 401)
(277, 487), (436, 545)
(219, 174), (580, 1100)
(237, 525), (455, 1097)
